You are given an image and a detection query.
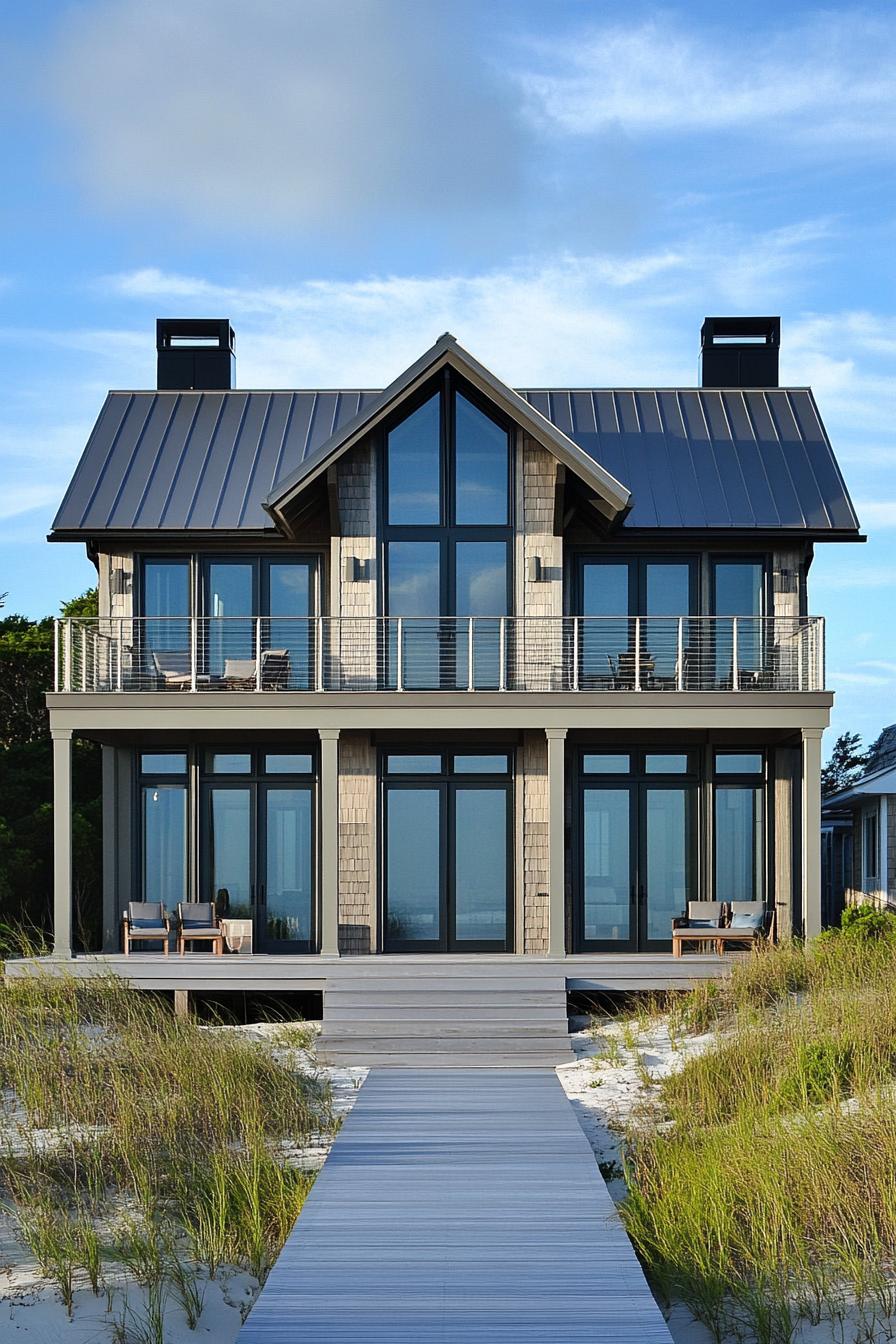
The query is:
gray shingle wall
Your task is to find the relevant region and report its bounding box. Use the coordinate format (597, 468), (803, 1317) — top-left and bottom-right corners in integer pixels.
(338, 731), (377, 954)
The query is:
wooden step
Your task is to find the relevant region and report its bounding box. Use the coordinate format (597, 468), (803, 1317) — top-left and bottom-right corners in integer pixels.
(323, 1006), (567, 1024)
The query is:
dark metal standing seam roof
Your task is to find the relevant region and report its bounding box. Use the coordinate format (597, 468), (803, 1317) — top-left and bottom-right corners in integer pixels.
(51, 386), (861, 535)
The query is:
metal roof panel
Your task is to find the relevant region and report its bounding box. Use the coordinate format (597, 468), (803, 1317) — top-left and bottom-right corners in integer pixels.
(52, 382), (861, 537)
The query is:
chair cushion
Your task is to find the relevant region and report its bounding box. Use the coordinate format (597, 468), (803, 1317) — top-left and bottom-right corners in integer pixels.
(130, 920), (166, 931)
(730, 911), (764, 930)
(688, 918), (720, 929)
(181, 922), (218, 933)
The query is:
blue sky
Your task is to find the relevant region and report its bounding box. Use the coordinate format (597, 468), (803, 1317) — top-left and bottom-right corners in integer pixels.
(1, 0), (894, 756)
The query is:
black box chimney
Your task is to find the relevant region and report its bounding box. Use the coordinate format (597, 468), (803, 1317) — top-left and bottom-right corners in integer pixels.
(156, 318), (235, 390)
(700, 316), (780, 388)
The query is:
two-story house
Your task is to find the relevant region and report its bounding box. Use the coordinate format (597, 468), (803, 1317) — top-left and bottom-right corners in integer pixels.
(39, 316), (860, 1004)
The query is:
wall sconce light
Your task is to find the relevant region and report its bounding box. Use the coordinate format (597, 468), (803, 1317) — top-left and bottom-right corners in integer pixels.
(527, 556), (543, 583)
(343, 556), (372, 582)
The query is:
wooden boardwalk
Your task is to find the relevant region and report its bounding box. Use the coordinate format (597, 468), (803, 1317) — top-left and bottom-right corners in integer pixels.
(237, 1069), (672, 1342)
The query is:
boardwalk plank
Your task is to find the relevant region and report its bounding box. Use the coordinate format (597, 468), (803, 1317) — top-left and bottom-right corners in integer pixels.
(237, 1069), (672, 1343)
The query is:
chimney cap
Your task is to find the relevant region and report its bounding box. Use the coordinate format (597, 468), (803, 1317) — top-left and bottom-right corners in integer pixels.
(701, 316), (780, 349)
(156, 317), (235, 352)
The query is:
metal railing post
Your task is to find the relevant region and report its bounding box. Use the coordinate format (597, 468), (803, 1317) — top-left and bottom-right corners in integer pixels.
(573, 616), (580, 692)
(255, 617), (263, 692)
(53, 619), (60, 692)
(316, 616), (324, 691)
(396, 618), (403, 692)
(190, 617), (198, 692)
(64, 621), (72, 691)
(634, 617), (641, 691)
(677, 616), (685, 691)
(819, 617), (825, 691)
(80, 625), (87, 692)
(732, 617), (739, 691)
(797, 619), (804, 691)
(467, 617), (474, 692)
(499, 617), (506, 691)
(116, 618), (124, 691)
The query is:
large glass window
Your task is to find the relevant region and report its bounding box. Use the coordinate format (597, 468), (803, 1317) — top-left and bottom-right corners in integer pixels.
(139, 752), (189, 908)
(383, 375), (512, 691)
(383, 751), (512, 951)
(578, 556), (695, 688)
(386, 392), (441, 524)
(712, 559), (766, 685)
(863, 807), (881, 892)
(714, 752), (765, 903)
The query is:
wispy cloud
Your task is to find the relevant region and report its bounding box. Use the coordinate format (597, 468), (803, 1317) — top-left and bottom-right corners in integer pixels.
(520, 14), (896, 150)
(854, 502), (896, 528)
(47, 0), (523, 234)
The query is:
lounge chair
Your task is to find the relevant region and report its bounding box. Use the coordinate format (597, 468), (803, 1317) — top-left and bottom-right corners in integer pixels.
(671, 901), (725, 957)
(150, 649), (192, 689)
(715, 902), (774, 953)
(122, 901), (170, 955)
(177, 901), (224, 956)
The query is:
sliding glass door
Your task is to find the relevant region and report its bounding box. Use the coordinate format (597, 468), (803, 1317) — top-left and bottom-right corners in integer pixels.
(577, 556), (696, 688)
(202, 750), (315, 952)
(201, 557), (316, 687)
(383, 752), (512, 951)
(577, 752), (697, 951)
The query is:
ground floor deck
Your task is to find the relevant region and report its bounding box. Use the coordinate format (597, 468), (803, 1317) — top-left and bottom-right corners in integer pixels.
(6, 950), (731, 993)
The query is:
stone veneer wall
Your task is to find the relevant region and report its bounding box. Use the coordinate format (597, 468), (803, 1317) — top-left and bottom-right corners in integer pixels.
(332, 443), (378, 689)
(337, 731), (377, 954)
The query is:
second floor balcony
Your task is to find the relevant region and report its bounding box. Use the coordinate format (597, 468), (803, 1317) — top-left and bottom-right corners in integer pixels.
(53, 614), (826, 695)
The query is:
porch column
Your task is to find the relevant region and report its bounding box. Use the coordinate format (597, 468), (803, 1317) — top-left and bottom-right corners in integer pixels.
(319, 728), (341, 956)
(801, 728), (823, 939)
(52, 730), (73, 957)
(545, 729), (567, 957)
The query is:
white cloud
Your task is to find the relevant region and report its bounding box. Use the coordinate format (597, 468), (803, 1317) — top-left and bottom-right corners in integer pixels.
(853, 502), (896, 528)
(98, 223), (834, 388)
(830, 671), (894, 687)
(47, 0), (523, 233)
(520, 14), (896, 149)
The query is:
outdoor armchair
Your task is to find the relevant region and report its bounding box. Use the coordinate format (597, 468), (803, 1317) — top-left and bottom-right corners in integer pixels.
(176, 901), (224, 956)
(122, 901), (170, 955)
(671, 901), (725, 958)
(715, 901), (774, 954)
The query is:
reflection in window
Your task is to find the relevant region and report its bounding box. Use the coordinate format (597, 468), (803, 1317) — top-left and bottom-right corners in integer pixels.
(140, 752), (187, 775)
(715, 752), (763, 776)
(142, 784), (187, 906)
(583, 754), (630, 774)
(715, 785), (764, 902)
(264, 753), (314, 775)
(386, 755), (442, 774)
(454, 393), (509, 524)
(645, 754), (690, 774)
(387, 393), (441, 524)
(453, 754), (509, 774)
(207, 753), (252, 774)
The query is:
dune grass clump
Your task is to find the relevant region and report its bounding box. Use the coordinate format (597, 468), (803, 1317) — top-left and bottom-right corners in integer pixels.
(621, 922), (896, 1343)
(0, 969), (333, 1326)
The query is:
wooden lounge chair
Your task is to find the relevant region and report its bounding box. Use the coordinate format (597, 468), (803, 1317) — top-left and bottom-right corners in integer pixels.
(150, 649), (192, 689)
(122, 901), (170, 955)
(715, 902), (774, 954)
(671, 901), (725, 957)
(177, 901), (224, 956)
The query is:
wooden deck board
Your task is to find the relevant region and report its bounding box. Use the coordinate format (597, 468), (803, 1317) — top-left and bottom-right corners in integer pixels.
(236, 1069), (672, 1343)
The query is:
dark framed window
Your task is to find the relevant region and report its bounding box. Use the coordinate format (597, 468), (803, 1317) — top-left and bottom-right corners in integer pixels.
(200, 747), (316, 952)
(713, 750), (765, 903)
(382, 372), (513, 690)
(575, 555), (698, 687)
(710, 557), (769, 686)
(381, 748), (514, 952)
(138, 750), (190, 908)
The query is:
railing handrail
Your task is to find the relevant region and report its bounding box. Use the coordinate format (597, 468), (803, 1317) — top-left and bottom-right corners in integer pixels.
(51, 613), (826, 694)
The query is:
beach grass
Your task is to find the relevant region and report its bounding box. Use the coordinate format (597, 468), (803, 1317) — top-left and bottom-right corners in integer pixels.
(621, 911), (896, 1344)
(0, 965), (333, 1328)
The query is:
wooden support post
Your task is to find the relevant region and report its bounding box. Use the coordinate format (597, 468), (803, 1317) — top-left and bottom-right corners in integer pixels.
(52, 730), (73, 957)
(546, 728), (568, 957)
(319, 728), (341, 956)
(174, 990), (190, 1019)
(802, 728), (823, 939)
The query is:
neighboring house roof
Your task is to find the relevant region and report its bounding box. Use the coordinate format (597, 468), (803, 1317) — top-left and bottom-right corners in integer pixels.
(823, 761), (896, 807)
(50, 334), (862, 538)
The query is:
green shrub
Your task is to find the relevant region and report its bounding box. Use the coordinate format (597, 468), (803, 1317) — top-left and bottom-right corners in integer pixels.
(841, 902), (896, 940)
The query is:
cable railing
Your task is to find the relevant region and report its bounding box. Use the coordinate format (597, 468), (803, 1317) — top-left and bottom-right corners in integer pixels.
(52, 615), (826, 694)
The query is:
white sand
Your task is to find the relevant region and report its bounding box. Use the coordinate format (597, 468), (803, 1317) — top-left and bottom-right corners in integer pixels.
(0, 1020), (365, 1344)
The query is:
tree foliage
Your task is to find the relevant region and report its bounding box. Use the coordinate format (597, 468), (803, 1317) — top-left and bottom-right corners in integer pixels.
(821, 731), (869, 799)
(0, 590), (101, 943)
